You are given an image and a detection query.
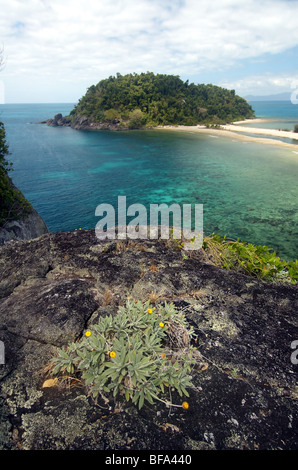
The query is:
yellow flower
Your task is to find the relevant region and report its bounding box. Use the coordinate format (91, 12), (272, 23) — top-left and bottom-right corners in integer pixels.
(161, 352), (167, 360)
(110, 351), (116, 358)
(85, 330), (91, 337)
(182, 401), (189, 410)
(147, 308), (153, 314)
(159, 322), (164, 328)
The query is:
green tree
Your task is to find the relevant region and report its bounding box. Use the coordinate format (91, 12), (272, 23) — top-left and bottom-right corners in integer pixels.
(66, 72), (255, 128)
(128, 109), (145, 128)
(0, 121), (12, 173)
(104, 108), (121, 123)
(0, 123), (31, 226)
(0, 50), (32, 226)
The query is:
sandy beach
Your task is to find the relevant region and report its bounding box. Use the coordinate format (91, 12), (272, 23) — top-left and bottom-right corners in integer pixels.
(156, 119), (298, 149)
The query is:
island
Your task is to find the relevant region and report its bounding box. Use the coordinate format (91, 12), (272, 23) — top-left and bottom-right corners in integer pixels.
(1, 83), (298, 449)
(44, 72), (255, 130)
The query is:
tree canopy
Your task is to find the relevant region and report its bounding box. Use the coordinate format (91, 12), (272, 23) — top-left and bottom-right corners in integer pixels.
(0, 122), (31, 226)
(68, 72), (255, 128)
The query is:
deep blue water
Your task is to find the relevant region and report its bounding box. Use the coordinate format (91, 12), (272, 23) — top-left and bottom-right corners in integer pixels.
(0, 101), (297, 260)
(249, 100), (298, 120)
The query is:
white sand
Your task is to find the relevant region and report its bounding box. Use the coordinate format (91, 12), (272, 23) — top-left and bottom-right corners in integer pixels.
(155, 120), (298, 149)
(221, 123), (298, 141)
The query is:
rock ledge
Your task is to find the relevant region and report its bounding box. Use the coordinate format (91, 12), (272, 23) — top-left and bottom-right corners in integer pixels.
(0, 230), (297, 450)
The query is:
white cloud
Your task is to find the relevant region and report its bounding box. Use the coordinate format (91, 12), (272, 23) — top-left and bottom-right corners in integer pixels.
(220, 73), (298, 97)
(1, 0), (298, 101)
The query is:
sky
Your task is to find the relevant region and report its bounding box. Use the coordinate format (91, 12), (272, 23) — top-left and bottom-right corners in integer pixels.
(0, 0), (298, 103)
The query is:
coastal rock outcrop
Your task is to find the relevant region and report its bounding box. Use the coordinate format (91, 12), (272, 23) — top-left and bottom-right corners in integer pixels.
(45, 113), (72, 127)
(44, 114), (129, 131)
(0, 230), (297, 450)
(0, 206), (49, 246)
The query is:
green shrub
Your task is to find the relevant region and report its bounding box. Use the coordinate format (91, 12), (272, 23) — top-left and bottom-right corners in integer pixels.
(50, 300), (197, 410)
(202, 234), (297, 284)
(164, 230), (297, 285)
(0, 171), (33, 226)
(128, 109), (146, 128)
(0, 121), (32, 226)
(104, 108), (121, 123)
(0, 121), (12, 174)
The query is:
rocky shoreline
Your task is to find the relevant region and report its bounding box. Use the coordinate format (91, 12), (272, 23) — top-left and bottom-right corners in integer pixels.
(0, 206), (49, 246)
(0, 230), (297, 450)
(41, 114), (133, 131)
(41, 114), (298, 148)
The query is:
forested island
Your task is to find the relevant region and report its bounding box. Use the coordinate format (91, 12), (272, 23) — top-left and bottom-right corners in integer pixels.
(46, 72), (255, 130)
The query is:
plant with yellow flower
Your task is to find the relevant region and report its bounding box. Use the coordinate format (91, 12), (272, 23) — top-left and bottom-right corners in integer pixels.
(50, 299), (197, 410)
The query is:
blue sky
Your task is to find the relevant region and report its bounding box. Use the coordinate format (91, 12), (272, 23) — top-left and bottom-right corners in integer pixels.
(1, 0), (298, 103)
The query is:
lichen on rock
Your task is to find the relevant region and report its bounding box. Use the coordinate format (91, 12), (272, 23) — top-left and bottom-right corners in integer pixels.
(0, 230), (297, 450)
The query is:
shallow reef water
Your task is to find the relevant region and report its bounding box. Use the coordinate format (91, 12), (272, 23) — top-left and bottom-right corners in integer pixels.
(1, 102), (297, 260)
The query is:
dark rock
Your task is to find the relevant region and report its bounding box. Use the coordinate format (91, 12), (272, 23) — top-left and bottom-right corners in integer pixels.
(0, 206), (49, 246)
(46, 114), (71, 127)
(45, 113), (131, 131)
(70, 115), (92, 129)
(0, 230), (297, 450)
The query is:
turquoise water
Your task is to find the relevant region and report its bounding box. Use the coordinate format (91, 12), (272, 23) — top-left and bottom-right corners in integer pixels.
(0, 101), (297, 260)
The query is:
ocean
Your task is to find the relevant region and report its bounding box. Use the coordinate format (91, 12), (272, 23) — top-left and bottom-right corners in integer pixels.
(0, 101), (297, 260)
